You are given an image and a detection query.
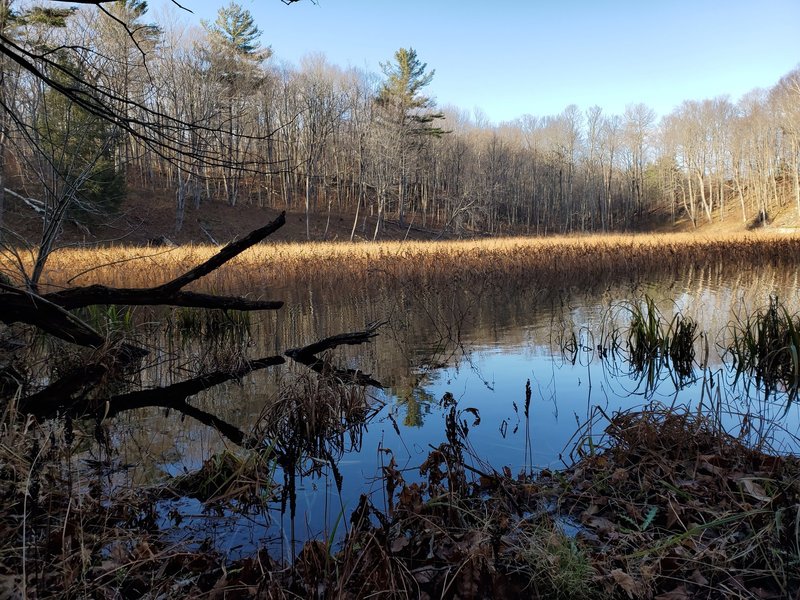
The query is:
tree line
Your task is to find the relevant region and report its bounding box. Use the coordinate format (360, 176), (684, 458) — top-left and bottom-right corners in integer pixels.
(1, 0), (799, 254)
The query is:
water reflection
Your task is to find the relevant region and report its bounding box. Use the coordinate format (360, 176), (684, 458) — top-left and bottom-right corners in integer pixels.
(99, 262), (800, 559)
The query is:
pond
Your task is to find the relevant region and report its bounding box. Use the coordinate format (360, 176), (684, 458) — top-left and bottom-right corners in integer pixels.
(99, 261), (800, 561)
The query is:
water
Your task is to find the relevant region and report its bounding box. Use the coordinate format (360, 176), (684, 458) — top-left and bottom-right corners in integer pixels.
(102, 263), (800, 560)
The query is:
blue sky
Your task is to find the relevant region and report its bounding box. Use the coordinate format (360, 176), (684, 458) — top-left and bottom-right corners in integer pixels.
(157, 0), (799, 123)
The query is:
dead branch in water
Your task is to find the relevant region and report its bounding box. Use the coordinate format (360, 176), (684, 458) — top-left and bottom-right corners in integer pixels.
(5, 212), (382, 435)
(286, 322), (385, 387)
(0, 213), (286, 360)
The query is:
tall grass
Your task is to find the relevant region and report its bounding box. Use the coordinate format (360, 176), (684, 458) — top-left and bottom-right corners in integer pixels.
(623, 295), (700, 383)
(727, 296), (800, 401)
(5, 231), (800, 294)
(565, 295), (704, 393)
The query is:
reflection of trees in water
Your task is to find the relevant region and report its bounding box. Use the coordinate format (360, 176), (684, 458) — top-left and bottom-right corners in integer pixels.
(392, 379), (437, 427)
(14, 258), (797, 563)
(98, 260), (800, 479)
(155, 261), (800, 430)
(273, 260), (800, 379)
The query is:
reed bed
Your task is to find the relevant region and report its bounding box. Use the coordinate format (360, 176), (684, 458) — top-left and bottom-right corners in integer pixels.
(6, 231), (800, 294)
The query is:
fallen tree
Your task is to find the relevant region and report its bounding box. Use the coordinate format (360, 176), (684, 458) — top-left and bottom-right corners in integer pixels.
(0, 212), (383, 421)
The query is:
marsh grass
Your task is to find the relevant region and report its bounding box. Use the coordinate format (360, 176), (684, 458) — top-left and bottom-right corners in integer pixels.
(78, 304), (135, 338)
(3, 229), (800, 597)
(727, 296), (800, 401)
(171, 447), (278, 509)
(11, 231), (800, 294)
(170, 307), (251, 340)
(621, 295), (700, 385)
(159, 306), (256, 375)
(560, 295), (704, 394)
(254, 370), (376, 488)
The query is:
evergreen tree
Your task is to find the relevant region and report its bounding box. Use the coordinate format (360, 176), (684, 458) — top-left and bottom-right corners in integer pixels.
(105, 1), (160, 44)
(205, 2), (271, 65)
(377, 47), (444, 137)
(0, 1), (74, 240)
(37, 55), (126, 220)
(374, 47), (446, 228)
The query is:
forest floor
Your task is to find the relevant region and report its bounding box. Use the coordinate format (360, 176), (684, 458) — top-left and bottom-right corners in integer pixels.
(5, 183), (800, 247)
(3, 185), (446, 246)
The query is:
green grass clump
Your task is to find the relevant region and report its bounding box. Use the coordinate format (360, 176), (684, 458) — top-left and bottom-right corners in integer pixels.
(602, 295), (701, 391)
(516, 519), (596, 600)
(727, 296), (800, 400)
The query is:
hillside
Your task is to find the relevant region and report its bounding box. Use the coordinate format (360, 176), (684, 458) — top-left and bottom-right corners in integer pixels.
(2, 185), (446, 247)
(4, 183), (800, 248)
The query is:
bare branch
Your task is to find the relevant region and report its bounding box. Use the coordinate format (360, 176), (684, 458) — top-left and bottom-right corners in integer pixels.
(43, 287), (283, 311)
(156, 212), (286, 294)
(18, 354), (285, 422)
(0, 215), (286, 347)
(286, 322), (385, 387)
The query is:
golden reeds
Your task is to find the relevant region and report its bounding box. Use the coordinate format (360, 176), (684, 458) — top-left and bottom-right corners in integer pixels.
(4, 231), (800, 295)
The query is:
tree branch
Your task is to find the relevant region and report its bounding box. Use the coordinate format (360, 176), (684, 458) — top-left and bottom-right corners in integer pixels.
(0, 282), (109, 348)
(0, 214), (286, 342)
(285, 322), (385, 387)
(18, 355), (286, 417)
(156, 212), (285, 294)
(43, 287), (283, 311)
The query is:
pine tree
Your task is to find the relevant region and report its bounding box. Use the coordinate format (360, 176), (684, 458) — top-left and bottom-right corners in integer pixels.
(37, 55), (126, 221)
(375, 48), (446, 228)
(377, 47), (444, 137)
(205, 2), (270, 63)
(0, 1), (74, 240)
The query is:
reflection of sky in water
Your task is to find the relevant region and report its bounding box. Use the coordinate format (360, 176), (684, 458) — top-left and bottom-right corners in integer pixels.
(415, 346), (800, 466)
(155, 342), (800, 561)
(118, 266), (800, 560)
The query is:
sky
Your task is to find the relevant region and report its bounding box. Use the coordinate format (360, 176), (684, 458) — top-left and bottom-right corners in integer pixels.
(154, 0), (800, 124)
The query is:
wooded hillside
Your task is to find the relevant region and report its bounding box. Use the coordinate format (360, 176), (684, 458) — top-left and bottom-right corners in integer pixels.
(1, 0), (798, 254)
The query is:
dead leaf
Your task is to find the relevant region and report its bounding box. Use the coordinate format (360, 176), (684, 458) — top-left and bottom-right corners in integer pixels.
(690, 569), (709, 586)
(0, 574), (24, 600)
(412, 566), (438, 585)
(665, 498), (683, 529)
(697, 454), (725, 475)
(736, 477), (772, 503)
(583, 516), (617, 535)
(390, 536), (410, 553)
(610, 568), (640, 599)
(639, 561), (658, 585)
(654, 585), (690, 600)
(583, 504), (601, 516)
(611, 467), (629, 483)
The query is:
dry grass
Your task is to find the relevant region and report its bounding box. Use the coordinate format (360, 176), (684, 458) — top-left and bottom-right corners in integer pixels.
(552, 405), (800, 599)
(5, 231), (800, 294)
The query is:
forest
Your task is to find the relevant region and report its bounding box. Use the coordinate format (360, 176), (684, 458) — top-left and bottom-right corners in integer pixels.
(0, 0), (799, 253)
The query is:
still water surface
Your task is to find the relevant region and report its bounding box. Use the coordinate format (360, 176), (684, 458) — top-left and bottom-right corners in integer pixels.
(107, 263), (800, 559)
